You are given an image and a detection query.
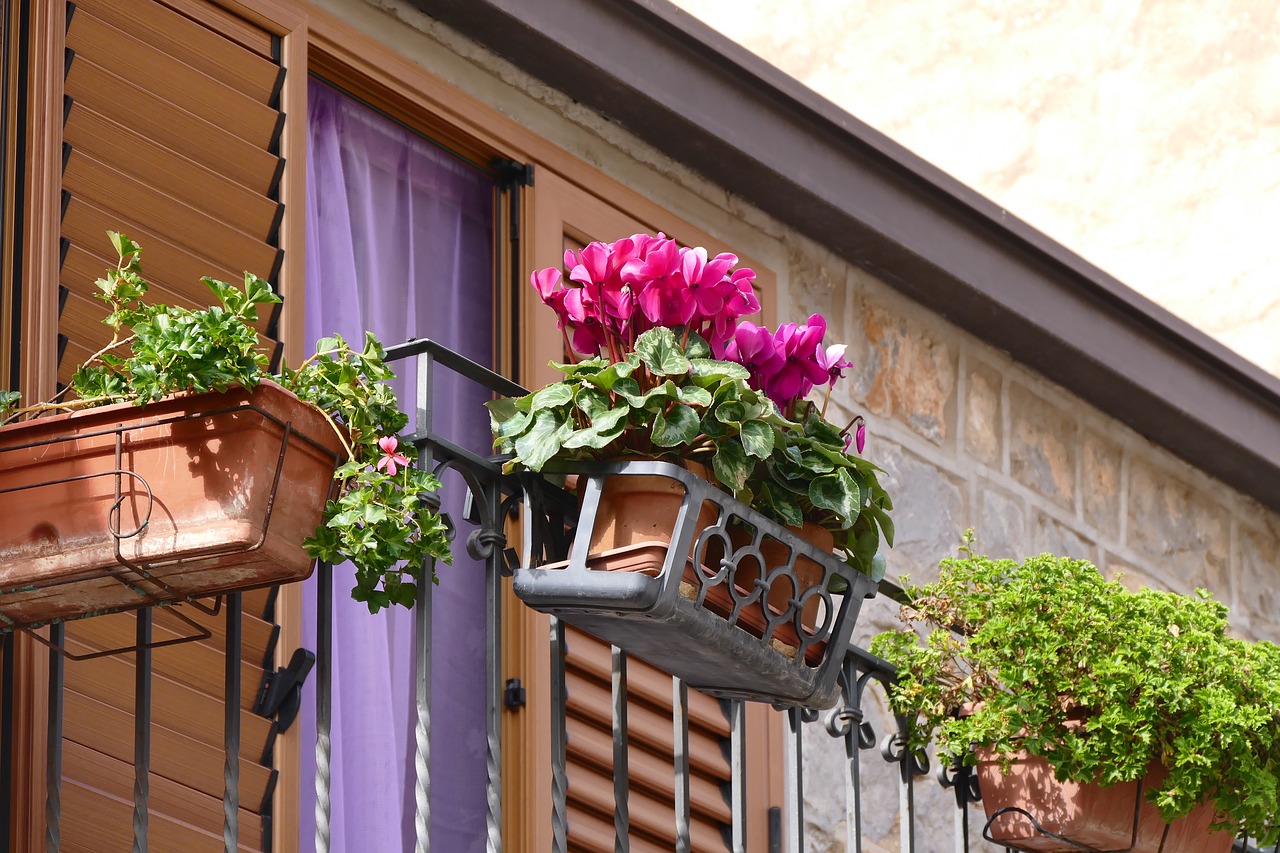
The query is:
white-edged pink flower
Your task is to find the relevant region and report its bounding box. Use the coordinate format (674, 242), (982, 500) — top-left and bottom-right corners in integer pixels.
(376, 435), (410, 476)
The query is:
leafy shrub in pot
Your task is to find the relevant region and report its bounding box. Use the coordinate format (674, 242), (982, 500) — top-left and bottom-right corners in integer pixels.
(870, 536), (1280, 848)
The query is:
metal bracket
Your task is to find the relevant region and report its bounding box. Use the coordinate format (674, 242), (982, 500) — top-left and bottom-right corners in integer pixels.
(254, 647), (315, 733)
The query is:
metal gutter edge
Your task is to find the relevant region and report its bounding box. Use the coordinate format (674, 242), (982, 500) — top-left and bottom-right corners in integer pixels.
(414, 0), (1280, 513)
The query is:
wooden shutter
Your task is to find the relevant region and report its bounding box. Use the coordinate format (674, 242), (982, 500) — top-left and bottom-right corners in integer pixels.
(46, 0), (303, 849)
(504, 170), (784, 851)
(59, 0), (286, 386)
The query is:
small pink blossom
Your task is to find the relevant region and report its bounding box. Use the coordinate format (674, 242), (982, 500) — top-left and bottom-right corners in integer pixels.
(816, 344), (854, 385)
(855, 419), (867, 454)
(376, 435), (410, 476)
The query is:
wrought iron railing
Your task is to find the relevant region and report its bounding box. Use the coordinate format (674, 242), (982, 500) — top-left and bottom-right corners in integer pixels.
(6, 337), (1276, 852)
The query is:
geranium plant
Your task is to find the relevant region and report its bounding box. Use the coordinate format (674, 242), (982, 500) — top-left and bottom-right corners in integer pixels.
(869, 536), (1280, 843)
(1, 233), (451, 612)
(486, 233), (892, 577)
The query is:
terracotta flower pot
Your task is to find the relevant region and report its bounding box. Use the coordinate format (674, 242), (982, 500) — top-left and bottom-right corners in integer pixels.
(0, 380), (345, 627)
(563, 461), (720, 576)
(697, 521), (833, 665)
(977, 749), (1234, 853)
(558, 464), (834, 665)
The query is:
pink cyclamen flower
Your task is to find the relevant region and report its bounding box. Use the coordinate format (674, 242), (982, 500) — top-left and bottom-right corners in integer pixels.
(816, 344), (854, 386)
(855, 419), (867, 454)
(376, 435), (410, 476)
(763, 314), (831, 405)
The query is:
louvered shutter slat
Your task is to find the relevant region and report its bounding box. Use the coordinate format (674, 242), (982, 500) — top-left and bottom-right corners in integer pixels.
(68, 11), (280, 149)
(63, 741), (265, 842)
(66, 106), (281, 238)
(156, 0), (274, 59)
(74, 0), (280, 101)
(63, 689), (272, 804)
(65, 60), (279, 194)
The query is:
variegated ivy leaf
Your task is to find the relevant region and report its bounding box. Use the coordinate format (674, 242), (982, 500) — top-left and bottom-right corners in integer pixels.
(635, 327), (691, 376)
(562, 419), (627, 450)
(714, 400), (747, 425)
(676, 384), (714, 407)
(739, 419), (775, 459)
(574, 386), (612, 419)
(712, 440), (751, 490)
(530, 383), (574, 411)
(808, 468), (862, 523)
(514, 410), (572, 471)
(651, 404), (700, 447)
(581, 355), (641, 391)
(690, 358), (750, 381)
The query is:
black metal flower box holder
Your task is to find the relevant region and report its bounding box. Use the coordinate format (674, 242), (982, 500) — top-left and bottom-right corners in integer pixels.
(514, 459), (878, 710)
(385, 338), (878, 712)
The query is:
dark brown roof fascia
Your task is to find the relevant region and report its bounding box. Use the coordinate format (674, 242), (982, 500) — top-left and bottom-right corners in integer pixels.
(415, 0), (1280, 512)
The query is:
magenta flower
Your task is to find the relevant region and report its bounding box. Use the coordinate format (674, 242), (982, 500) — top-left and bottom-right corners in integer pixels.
(816, 344), (854, 386)
(762, 314), (830, 406)
(855, 419), (867, 454)
(376, 435), (410, 476)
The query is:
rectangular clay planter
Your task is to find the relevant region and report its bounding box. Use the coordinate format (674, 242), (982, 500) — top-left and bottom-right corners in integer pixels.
(977, 750), (1234, 853)
(0, 381), (345, 627)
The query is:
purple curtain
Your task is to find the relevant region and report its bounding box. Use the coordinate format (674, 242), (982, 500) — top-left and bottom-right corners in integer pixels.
(299, 78), (495, 852)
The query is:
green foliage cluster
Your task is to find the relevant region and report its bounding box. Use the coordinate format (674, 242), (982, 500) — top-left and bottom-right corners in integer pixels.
(487, 326), (892, 577)
(4, 233), (450, 613)
(869, 539), (1280, 842)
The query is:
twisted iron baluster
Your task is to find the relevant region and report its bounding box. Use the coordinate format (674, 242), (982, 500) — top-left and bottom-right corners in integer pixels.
(414, 565), (434, 853)
(550, 616), (569, 853)
(315, 561), (333, 853)
(133, 609), (152, 853)
(612, 647), (630, 853)
(223, 593), (242, 852)
(674, 678), (691, 853)
(45, 624), (65, 853)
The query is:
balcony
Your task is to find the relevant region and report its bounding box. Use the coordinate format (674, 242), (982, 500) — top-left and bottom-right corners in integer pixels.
(11, 339), (1279, 852)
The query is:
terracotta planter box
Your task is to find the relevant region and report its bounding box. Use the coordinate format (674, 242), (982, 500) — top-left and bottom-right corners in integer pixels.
(978, 750), (1234, 853)
(0, 381), (344, 628)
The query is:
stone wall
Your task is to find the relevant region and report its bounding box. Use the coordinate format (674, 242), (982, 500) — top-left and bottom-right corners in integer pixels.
(311, 0), (1280, 847)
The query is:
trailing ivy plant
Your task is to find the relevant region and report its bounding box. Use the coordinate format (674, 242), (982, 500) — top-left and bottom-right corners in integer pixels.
(1, 233), (451, 613)
(869, 535), (1280, 843)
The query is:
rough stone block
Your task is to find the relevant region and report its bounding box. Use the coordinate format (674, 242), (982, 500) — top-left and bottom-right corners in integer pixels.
(1008, 383), (1077, 510)
(1033, 511), (1095, 562)
(1124, 456), (1230, 595)
(974, 486), (1027, 558)
(872, 439), (967, 585)
(1081, 430), (1123, 539)
(1234, 522), (1280, 641)
(964, 360), (1003, 468)
(854, 299), (957, 446)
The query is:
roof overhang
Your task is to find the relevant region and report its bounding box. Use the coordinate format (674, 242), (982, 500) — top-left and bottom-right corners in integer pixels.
(416, 0), (1280, 513)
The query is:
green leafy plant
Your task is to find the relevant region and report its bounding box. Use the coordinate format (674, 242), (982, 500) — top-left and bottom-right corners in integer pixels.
(2, 233), (451, 612)
(869, 535), (1280, 842)
(488, 326), (784, 490)
(487, 234), (892, 578)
